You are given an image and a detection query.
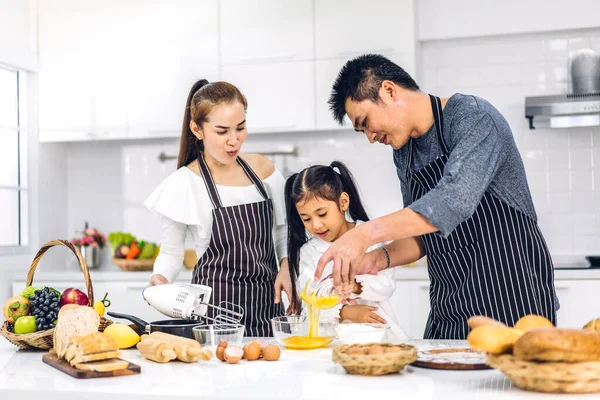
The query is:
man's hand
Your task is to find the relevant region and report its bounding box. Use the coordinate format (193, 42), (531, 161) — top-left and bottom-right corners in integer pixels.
(340, 305), (387, 324)
(274, 259), (296, 315)
(315, 226), (370, 287)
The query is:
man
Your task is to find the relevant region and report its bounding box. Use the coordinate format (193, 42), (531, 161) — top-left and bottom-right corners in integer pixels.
(316, 54), (557, 339)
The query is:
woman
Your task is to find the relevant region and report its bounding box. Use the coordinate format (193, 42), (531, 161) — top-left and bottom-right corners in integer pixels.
(144, 79), (292, 337)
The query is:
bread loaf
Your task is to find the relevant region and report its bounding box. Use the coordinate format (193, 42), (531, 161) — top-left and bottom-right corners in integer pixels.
(513, 328), (600, 362)
(467, 316), (506, 329)
(54, 305), (100, 358)
(467, 325), (524, 354)
(583, 318), (600, 334)
(514, 314), (554, 331)
(74, 359), (129, 372)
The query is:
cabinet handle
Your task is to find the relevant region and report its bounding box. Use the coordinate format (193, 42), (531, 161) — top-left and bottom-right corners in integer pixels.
(418, 283), (430, 289)
(337, 48), (394, 57)
(250, 124), (297, 132)
(239, 54), (297, 63)
(126, 284), (149, 291)
(554, 285), (570, 290)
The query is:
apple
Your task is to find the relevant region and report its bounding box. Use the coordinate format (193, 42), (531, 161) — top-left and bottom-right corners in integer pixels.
(59, 288), (88, 307)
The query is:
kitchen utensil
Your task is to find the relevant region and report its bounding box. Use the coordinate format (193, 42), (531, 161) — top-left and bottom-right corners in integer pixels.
(335, 323), (389, 344)
(192, 324), (245, 351)
(569, 49), (600, 94)
(271, 315), (337, 349)
(411, 348), (490, 370)
(42, 353), (140, 379)
(142, 283), (244, 325)
(586, 256), (600, 267)
(107, 312), (203, 340)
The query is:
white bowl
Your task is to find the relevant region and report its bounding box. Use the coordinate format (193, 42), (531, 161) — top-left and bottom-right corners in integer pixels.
(335, 323), (389, 344)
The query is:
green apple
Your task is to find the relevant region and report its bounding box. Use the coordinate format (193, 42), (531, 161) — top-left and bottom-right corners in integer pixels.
(14, 316), (37, 334)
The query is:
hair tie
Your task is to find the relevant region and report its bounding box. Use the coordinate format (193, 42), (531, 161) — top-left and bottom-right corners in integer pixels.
(330, 165), (341, 174)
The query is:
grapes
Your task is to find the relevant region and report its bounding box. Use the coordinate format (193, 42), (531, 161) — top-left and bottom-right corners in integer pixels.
(31, 287), (61, 331)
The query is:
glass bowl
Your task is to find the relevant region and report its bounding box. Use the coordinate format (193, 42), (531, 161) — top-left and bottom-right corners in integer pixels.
(271, 315), (338, 350)
(335, 322), (389, 344)
(192, 324), (245, 351)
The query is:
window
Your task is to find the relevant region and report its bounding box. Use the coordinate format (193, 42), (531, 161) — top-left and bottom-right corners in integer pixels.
(0, 66), (28, 248)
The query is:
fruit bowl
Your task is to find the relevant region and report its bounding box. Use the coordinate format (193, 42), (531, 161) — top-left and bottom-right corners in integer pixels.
(271, 315), (337, 350)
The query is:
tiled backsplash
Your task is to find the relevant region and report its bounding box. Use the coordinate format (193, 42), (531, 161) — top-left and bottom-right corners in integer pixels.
(64, 131), (403, 255)
(422, 28), (600, 259)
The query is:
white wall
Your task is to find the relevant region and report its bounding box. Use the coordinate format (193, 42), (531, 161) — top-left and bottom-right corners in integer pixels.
(418, 0), (600, 41)
(0, 0), (38, 70)
(64, 132), (404, 268)
(421, 29), (600, 260)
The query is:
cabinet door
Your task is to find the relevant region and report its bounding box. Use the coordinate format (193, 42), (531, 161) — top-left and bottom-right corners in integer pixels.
(386, 281), (413, 338)
(555, 280), (600, 329)
(220, 0), (313, 65)
(38, 0), (94, 133)
(314, 0), (415, 60)
(409, 281), (431, 339)
(315, 53), (415, 130)
(221, 61), (315, 133)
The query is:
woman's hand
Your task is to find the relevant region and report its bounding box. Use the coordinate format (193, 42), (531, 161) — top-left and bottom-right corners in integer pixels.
(316, 226), (370, 287)
(274, 259), (296, 315)
(149, 274), (169, 286)
(340, 305), (387, 324)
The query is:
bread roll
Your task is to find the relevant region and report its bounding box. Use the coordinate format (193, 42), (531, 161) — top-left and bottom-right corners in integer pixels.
(513, 328), (600, 362)
(467, 316), (506, 329)
(514, 314), (553, 331)
(467, 325), (524, 354)
(582, 318), (600, 334)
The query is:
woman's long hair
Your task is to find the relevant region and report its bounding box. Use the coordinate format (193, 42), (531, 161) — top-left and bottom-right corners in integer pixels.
(177, 80), (248, 169)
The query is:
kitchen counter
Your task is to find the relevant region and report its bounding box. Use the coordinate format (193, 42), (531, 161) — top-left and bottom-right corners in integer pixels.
(12, 264), (600, 283)
(0, 339), (597, 400)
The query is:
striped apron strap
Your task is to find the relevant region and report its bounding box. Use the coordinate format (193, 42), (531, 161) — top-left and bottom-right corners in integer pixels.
(196, 153), (223, 209)
(236, 157), (270, 201)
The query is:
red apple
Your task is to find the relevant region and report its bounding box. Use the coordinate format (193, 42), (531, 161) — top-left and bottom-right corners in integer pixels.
(60, 288), (88, 307)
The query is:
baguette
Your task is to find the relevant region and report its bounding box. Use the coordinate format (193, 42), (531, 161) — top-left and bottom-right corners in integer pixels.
(513, 328), (600, 362)
(583, 318), (600, 334)
(467, 316), (506, 330)
(514, 314), (554, 331)
(54, 305), (100, 359)
(467, 325), (524, 354)
(70, 350), (122, 366)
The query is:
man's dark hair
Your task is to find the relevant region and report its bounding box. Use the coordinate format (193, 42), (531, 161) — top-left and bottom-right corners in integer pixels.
(328, 54), (420, 125)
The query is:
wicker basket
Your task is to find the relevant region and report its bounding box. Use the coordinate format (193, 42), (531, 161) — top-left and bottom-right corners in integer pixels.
(487, 354), (600, 394)
(0, 239), (112, 350)
(112, 257), (155, 271)
(332, 343), (418, 376)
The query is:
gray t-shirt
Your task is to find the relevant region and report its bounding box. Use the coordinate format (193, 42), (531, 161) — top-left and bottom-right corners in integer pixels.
(393, 93), (537, 238)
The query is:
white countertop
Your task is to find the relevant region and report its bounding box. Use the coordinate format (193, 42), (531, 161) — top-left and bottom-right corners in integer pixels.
(0, 338), (597, 400)
(12, 264), (600, 283)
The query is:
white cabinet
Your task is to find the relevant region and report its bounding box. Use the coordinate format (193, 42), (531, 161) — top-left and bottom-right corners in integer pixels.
(554, 280), (600, 329)
(314, 0), (415, 60)
(38, 0), (219, 142)
(221, 61), (315, 133)
(219, 0), (313, 65)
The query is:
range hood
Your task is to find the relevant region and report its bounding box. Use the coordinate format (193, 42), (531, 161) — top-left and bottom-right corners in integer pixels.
(525, 93), (600, 129)
(525, 49), (600, 129)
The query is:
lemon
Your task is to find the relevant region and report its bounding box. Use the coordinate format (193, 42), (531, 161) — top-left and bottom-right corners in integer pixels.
(93, 301), (105, 316)
(103, 323), (140, 349)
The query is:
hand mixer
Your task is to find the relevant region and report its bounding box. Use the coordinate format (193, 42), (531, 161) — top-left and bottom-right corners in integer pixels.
(143, 284), (244, 325)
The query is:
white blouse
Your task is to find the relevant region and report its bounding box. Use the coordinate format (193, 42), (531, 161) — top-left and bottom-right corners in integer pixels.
(144, 166), (288, 283)
(297, 220), (409, 341)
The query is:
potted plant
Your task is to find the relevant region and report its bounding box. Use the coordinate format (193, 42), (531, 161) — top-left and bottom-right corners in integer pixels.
(70, 223), (106, 269)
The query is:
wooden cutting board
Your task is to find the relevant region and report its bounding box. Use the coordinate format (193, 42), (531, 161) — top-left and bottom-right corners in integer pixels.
(42, 353), (141, 379)
(411, 347), (491, 370)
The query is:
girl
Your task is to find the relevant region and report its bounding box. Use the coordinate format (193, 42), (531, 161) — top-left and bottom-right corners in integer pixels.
(144, 79), (292, 337)
(285, 161), (409, 340)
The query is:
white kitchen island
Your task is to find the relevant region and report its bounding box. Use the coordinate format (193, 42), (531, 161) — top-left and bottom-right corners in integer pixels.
(0, 339), (596, 400)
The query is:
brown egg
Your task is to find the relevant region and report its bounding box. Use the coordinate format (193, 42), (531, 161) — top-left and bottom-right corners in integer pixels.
(217, 340), (228, 349)
(385, 346), (402, 353)
(224, 346), (244, 364)
(216, 345), (226, 361)
(243, 342), (262, 361)
(262, 344), (281, 361)
(347, 347), (366, 355)
(368, 345), (385, 355)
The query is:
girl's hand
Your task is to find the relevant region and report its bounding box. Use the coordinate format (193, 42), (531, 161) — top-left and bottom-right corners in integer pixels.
(340, 305), (387, 324)
(274, 259), (297, 315)
(149, 274), (169, 286)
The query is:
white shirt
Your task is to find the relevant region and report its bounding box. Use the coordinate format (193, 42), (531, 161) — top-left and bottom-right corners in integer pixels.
(144, 166), (288, 283)
(297, 221), (410, 341)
